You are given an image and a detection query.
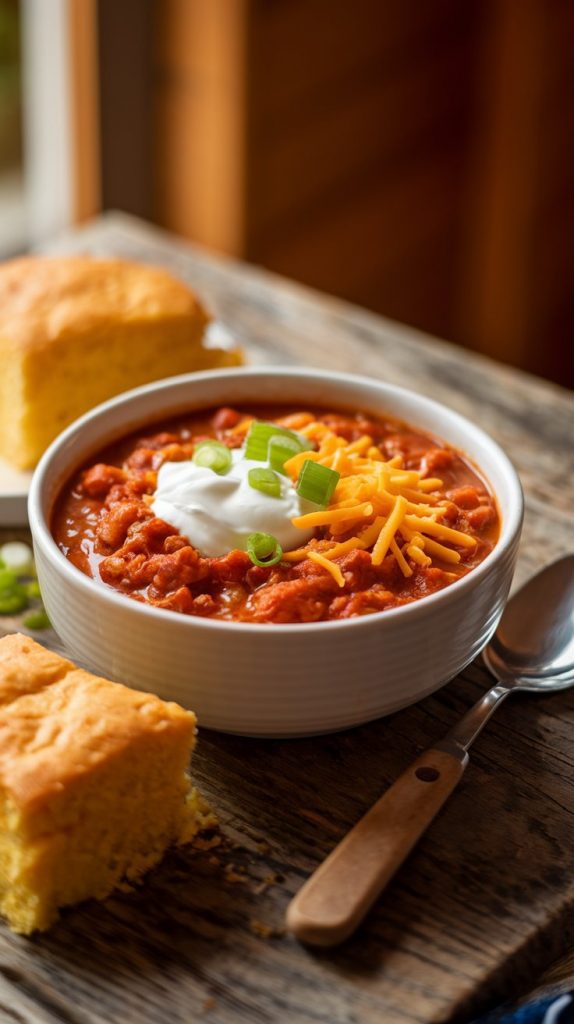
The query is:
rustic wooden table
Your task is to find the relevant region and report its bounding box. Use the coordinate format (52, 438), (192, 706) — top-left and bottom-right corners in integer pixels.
(1, 212), (573, 1024)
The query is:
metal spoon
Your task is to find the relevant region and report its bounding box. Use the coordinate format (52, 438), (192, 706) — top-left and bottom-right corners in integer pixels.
(286, 554), (574, 947)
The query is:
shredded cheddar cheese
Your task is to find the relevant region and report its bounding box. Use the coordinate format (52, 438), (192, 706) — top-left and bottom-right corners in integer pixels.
(320, 537), (364, 560)
(284, 419), (477, 581)
(390, 537), (412, 577)
(307, 551), (345, 587)
(232, 417), (254, 436)
(371, 496), (408, 566)
(403, 514), (477, 548)
(277, 412), (316, 430)
(292, 502), (373, 529)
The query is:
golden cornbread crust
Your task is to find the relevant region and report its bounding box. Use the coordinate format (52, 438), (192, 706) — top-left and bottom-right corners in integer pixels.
(0, 256), (207, 354)
(0, 634), (211, 934)
(0, 255), (243, 468)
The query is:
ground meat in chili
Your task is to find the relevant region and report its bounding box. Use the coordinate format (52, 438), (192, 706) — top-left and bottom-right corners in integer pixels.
(51, 404), (500, 624)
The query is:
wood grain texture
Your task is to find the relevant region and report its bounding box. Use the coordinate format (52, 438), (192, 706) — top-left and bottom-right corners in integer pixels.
(68, 0), (101, 223)
(457, 0), (574, 385)
(286, 748), (468, 947)
(153, 0), (482, 347)
(1, 212), (572, 1024)
(154, 0), (248, 255)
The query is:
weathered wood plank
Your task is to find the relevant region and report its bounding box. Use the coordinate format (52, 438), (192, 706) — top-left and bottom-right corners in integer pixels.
(0, 212), (572, 1024)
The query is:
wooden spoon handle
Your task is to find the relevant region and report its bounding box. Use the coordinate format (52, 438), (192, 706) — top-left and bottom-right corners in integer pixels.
(286, 746), (468, 946)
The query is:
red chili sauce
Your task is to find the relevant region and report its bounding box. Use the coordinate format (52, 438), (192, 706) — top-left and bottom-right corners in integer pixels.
(51, 405), (499, 623)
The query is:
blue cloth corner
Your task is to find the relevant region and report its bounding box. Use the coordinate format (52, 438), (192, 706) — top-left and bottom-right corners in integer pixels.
(472, 992), (574, 1024)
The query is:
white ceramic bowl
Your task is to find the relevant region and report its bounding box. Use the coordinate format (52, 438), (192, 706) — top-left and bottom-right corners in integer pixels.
(29, 368), (523, 736)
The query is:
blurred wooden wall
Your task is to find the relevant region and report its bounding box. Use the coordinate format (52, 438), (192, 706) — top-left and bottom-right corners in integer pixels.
(147, 0), (574, 388)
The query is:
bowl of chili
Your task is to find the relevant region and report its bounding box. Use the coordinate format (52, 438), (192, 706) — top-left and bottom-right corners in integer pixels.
(28, 367), (523, 736)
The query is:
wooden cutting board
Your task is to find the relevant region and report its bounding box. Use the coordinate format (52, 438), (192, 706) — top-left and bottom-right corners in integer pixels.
(0, 213), (573, 1024)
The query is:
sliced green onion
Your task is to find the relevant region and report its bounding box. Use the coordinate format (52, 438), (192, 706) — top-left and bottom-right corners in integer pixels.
(0, 570), (29, 615)
(26, 580), (42, 599)
(247, 467), (281, 498)
(244, 421), (276, 461)
(296, 460), (340, 506)
(246, 532), (283, 567)
(268, 435), (305, 475)
(244, 420), (311, 462)
(0, 569), (17, 590)
(0, 541), (35, 576)
(23, 609), (51, 631)
(192, 440), (232, 475)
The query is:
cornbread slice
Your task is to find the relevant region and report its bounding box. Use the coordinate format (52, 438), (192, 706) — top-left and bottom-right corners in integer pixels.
(0, 634), (211, 934)
(0, 256), (243, 468)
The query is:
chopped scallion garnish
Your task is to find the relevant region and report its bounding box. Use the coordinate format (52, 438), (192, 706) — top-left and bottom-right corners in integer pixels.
(268, 435), (304, 475)
(244, 422), (272, 461)
(246, 532), (283, 567)
(26, 580), (42, 599)
(296, 460), (340, 506)
(244, 420), (311, 462)
(22, 609), (51, 631)
(192, 440), (232, 475)
(0, 569), (29, 615)
(0, 541), (35, 576)
(0, 543), (48, 623)
(247, 467), (282, 498)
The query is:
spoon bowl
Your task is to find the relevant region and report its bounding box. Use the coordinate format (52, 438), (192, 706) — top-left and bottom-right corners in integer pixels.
(483, 554), (574, 684)
(504, 673), (574, 693)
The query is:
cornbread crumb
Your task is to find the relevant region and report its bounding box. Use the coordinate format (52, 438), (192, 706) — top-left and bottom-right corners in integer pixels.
(0, 256), (243, 469)
(224, 864), (248, 885)
(249, 918), (284, 940)
(193, 834), (222, 852)
(253, 873), (282, 896)
(0, 634), (208, 933)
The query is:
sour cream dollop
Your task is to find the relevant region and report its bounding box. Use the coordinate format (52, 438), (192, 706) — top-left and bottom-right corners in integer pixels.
(151, 449), (316, 557)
